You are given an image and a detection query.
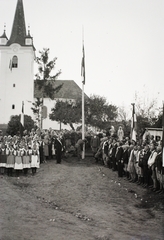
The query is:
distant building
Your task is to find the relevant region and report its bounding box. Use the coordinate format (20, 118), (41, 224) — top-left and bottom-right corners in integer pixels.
(0, 0), (87, 130)
(143, 128), (163, 141)
(34, 80), (88, 130)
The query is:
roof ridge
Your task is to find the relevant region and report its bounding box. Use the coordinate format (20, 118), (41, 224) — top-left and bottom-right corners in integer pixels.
(34, 80), (89, 100)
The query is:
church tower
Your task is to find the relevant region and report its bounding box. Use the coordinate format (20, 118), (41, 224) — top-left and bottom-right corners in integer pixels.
(0, 0), (35, 124)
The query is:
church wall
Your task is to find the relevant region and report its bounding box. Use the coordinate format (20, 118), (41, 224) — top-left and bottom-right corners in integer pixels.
(0, 44), (34, 124)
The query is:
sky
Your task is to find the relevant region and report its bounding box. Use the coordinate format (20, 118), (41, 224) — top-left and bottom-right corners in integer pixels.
(0, 0), (164, 113)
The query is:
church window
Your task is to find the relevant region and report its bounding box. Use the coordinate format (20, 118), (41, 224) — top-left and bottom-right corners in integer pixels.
(12, 56), (18, 68)
(12, 104), (15, 109)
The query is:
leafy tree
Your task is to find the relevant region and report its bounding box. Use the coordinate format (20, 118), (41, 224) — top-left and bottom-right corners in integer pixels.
(35, 48), (61, 81)
(116, 105), (131, 137)
(49, 95), (118, 131)
(31, 98), (43, 126)
(33, 48), (63, 127)
(152, 114), (163, 128)
(86, 95), (118, 130)
(117, 105), (129, 122)
(134, 91), (159, 126)
(133, 92), (162, 138)
(49, 100), (82, 130)
(6, 115), (35, 136)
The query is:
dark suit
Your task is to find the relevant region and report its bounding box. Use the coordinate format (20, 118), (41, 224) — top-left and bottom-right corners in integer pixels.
(142, 150), (151, 185)
(54, 138), (63, 164)
(38, 141), (44, 163)
(111, 144), (117, 171)
(116, 147), (123, 177)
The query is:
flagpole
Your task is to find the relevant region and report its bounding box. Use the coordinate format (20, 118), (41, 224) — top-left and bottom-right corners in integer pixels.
(20, 101), (24, 138)
(82, 81), (85, 159)
(131, 103), (134, 141)
(81, 28), (85, 159)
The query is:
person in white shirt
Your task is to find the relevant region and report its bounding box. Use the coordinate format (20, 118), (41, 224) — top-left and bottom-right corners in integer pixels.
(148, 143), (157, 191)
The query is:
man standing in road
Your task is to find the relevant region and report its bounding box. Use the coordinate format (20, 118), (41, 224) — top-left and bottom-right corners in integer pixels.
(54, 134), (64, 164)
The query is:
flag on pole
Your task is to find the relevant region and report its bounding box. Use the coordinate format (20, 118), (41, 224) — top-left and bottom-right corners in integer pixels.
(162, 103), (164, 167)
(81, 43), (85, 85)
(20, 101), (24, 126)
(81, 39), (85, 159)
(20, 101), (24, 138)
(131, 103), (137, 142)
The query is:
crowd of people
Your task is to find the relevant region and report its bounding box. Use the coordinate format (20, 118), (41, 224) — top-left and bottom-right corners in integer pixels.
(0, 126), (164, 196)
(90, 126), (164, 195)
(0, 128), (65, 178)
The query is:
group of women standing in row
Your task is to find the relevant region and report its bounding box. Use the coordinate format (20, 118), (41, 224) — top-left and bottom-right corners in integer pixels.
(0, 129), (65, 177)
(0, 140), (40, 177)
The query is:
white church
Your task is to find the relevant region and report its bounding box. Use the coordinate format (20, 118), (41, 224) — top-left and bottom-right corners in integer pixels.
(0, 0), (87, 131)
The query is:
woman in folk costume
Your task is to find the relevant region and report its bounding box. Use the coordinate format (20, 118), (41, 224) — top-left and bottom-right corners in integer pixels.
(6, 143), (15, 176)
(14, 145), (23, 177)
(31, 144), (40, 175)
(0, 142), (7, 175)
(22, 144), (31, 175)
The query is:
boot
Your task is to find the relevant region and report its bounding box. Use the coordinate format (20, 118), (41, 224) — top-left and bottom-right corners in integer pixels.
(137, 177), (141, 185)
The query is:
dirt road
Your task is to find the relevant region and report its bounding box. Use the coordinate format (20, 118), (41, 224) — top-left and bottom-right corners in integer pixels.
(0, 156), (164, 240)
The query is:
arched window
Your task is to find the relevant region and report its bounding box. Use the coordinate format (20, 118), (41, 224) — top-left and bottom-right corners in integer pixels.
(12, 55), (18, 68)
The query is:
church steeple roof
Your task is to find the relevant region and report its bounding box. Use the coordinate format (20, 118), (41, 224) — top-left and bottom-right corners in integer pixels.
(7, 0), (27, 46)
(0, 24), (8, 39)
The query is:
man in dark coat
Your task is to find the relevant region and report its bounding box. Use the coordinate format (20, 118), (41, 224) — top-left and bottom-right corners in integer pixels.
(155, 145), (163, 193)
(54, 135), (63, 164)
(122, 145), (129, 179)
(38, 137), (44, 164)
(111, 138), (117, 171)
(142, 144), (151, 187)
(115, 141), (123, 177)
